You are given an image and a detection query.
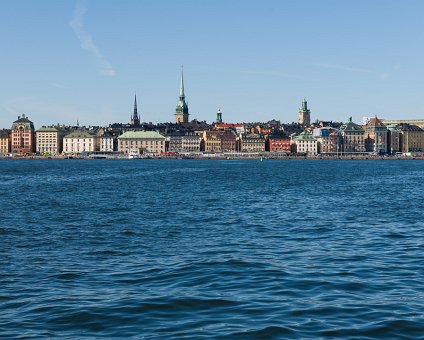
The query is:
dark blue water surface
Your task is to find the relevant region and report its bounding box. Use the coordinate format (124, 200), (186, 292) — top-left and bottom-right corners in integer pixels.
(1, 159), (424, 339)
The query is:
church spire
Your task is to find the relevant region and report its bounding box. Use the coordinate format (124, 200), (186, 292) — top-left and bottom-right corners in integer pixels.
(131, 93), (140, 126)
(175, 66), (189, 123)
(180, 65), (185, 98)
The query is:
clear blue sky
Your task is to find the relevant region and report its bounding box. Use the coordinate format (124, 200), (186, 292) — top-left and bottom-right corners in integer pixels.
(1, 0), (423, 129)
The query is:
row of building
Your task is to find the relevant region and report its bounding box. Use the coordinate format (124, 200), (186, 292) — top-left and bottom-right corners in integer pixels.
(1, 113), (424, 156)
(1, 68), (424, 156)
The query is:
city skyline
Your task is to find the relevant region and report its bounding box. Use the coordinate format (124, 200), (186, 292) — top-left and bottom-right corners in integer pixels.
(1, 0), (424, 129)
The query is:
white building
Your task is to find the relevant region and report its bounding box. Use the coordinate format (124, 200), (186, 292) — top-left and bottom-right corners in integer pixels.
(63, 131), (99, 154)
(292, 131), (318, 155)
(36, 127), (67, 155)
(118, 131), (165, 155)
(99, 134), (115, 152)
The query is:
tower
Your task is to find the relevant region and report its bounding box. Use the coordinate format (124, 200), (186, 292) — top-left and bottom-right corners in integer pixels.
(298, 98), (311, 126)
(175, 66), (189, 123)
(216, 108), (223, 123)
(131, 93), (140, 126)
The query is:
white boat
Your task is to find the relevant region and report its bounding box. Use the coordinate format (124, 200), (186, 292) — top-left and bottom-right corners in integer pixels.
(128, 150), (142, 159)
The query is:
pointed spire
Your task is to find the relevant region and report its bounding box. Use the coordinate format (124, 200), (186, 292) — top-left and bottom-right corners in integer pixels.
(131, 92), (140, 125)
(180, 65), (185, 98)
(133, 93), (138, 118)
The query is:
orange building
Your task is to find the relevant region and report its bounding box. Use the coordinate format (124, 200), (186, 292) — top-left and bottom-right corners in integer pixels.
(267, 135), (291, 153)
(11, 115), (35, 154)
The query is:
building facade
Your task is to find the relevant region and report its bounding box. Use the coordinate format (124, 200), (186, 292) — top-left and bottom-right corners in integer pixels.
(63, 131), (100, 154)
(99, 132), (115, 152)
(203, 131), (222, 152)
(398, 124), (424, 153)
(292, 131), (318, 155)
(118, 131), (165, 155)
(313, 127), (339, 153)
(11, 115), (36, 154)
(267, 135), (291, 153)
(0, 129), (11, 154)
(364, 117), (388, 153)
(387, 125), (401, 154)
(340, 117), (365, 153)
(238, 134), (266, 152)
(220, 129), (237, 152)
(36, 126), (67, 155)
(181, 134), (202, 152)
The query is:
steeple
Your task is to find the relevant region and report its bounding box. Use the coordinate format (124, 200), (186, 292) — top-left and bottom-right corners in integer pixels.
(298, 97), (311, 126)
(216, 108), (223, 123)
(180, 66), (185, 98)
(302, 98), (308, 111)
(131, 93), (140, 126)
(175, 66), (189, 123)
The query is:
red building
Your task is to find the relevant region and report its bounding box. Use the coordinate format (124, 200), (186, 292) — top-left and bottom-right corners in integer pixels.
(267, 135), (291, 153)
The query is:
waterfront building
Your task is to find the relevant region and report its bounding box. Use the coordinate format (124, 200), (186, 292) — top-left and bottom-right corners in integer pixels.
(364, 117), (388, 153)
(298, 98), (311, 126)
(220, 129), (238, 152)
(340, 117), (365, 153)
(238, 134), (266, 152)
(175, 67), (189, 123)
(36, 126), (68, 155)
(398, 124), (424, 153)
(63, 131), (100, 154)
(118, 131), (165, 155)
(130, 94), (140, 126)
(216, 108), (223, 124)
(167, 132), (184, 152)
(203, 131), (222, 152)
(99, 131), (115, 152)
(292, 131), (317, 155)
(11, 114), (36, 154)
(313, 127), (339, 154)
(387, 125), (401, 154)
(0, 129), (11, 154)
(181, 133), (202, 152)
(267, 134), (291, 153)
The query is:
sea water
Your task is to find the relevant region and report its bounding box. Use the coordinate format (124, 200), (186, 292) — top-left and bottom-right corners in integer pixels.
(1, 159), (424, 338)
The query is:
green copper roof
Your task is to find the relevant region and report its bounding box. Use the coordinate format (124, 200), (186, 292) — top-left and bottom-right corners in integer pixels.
(11, 114), (35, 130)
(64, 131), (95, 139)
(340, 117), (364, 132)
(293, 131), (316, 141)
(36, 127), (62, 132)
(118, 131), (165, 139)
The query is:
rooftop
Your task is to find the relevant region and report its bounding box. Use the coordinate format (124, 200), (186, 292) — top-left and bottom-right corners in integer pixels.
(118, 131), (165, 139)
(64, 131), (96, 139)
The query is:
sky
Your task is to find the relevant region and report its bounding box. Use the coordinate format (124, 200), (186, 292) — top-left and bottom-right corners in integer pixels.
(1, 0), (424, 129)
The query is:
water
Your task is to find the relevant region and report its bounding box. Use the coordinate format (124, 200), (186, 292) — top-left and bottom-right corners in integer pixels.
(1, 159), (424, 338)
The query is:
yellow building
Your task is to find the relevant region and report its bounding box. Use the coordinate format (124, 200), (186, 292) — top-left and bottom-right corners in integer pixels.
(36, 126), (68, 155)
(398, 124), (424, 153)
(0, 129), (10, 154)
(238, 134), (266, 152)
(203, 131), (222, 153)
(118, 131), (165, 155)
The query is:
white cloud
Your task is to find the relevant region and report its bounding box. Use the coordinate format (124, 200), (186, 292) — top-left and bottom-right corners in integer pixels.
(69, 3), (116, 76)
(315, 63), (372, 73)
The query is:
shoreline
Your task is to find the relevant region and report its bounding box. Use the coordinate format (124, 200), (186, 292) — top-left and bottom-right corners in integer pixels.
(1, 154), (422, 161)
